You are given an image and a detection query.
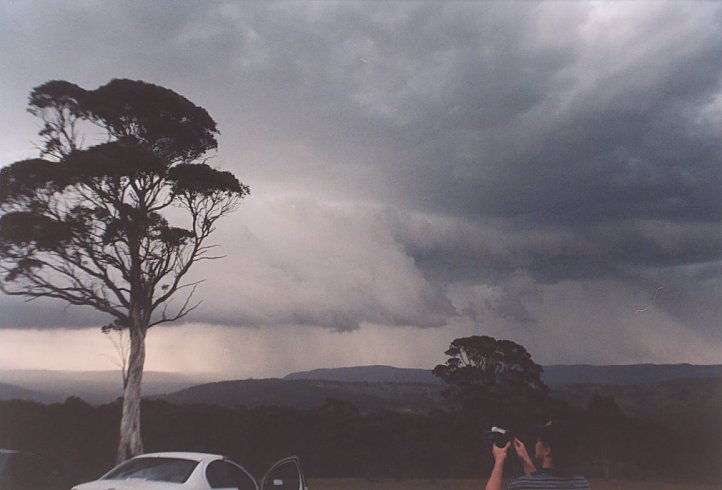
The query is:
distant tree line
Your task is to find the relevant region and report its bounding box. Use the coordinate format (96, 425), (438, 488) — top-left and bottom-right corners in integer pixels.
(0, 394), (719, 486)
(1, 336), (719, 486)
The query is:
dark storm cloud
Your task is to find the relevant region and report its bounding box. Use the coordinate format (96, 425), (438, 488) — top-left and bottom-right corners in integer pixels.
(196, 2), (722, 249)
(1, 1), (721, 357)
(183, 2), (722, 228)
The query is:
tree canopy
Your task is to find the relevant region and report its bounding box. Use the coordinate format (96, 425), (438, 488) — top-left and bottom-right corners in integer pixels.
(0, 79), (249, 461)
(433, 335), (549, 426)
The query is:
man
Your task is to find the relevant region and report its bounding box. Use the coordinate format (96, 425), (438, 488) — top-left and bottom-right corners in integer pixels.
(485, 421), (590, 490)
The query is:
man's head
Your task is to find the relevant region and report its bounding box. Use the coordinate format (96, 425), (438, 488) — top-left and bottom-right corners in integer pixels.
(530, 421), (576, 473)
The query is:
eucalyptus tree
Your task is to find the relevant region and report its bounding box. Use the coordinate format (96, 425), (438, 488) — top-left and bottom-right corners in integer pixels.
(0, 79), (249, 461)
(433, 335), (549, 425)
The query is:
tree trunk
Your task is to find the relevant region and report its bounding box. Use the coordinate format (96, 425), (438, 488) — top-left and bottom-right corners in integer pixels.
(116, 325), (146, 463)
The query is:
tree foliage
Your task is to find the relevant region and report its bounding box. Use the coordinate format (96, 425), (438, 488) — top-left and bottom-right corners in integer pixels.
(1, 397), (717, 484)
(0, 79), (249, 461)
(433, 335), (549, 425)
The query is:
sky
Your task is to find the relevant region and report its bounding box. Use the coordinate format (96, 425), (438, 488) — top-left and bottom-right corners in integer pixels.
(0, 1), (721, 379)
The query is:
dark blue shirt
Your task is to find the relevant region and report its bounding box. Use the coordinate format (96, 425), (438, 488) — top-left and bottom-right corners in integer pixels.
(508, 469), (590, 490)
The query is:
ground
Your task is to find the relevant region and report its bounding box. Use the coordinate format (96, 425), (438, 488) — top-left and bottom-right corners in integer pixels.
(307, 479), (720, 490)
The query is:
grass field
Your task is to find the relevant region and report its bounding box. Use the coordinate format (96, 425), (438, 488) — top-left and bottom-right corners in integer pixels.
(307, 478), (720, 490)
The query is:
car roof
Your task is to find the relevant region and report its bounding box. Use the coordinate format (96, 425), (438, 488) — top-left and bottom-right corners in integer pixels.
(130, 452), (224, 462)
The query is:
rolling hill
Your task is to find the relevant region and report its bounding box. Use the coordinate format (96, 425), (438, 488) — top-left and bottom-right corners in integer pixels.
(158, 378), (442, 413)
(552, 377), (722, 433)
(0, 382), (49, 403)
(541, 363), (722, 385)
(285, 365), (440, 384)
(285, 363), (722, 386)
(158, 373), (722, 434)
(0, 370), (213, 403)
(2, 363), (721, 426)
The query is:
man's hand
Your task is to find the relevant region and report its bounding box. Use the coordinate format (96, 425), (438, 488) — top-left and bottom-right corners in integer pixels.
(491, 440), (510, 463)
(512, 437), (536, 475)
(485, 441), (510, 490)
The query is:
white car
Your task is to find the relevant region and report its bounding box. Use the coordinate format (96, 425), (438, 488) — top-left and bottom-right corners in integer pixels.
(72, 452), (307, 490)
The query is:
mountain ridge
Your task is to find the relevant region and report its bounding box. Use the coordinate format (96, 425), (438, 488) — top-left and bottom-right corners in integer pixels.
(285, 363), (722, 386)
(0, 369), (214, 403)
(2, 363), (720, 405)
(158, 377), (441, 413)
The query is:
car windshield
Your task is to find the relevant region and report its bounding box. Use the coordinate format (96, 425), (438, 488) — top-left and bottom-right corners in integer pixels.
(102, 457), (198, 483)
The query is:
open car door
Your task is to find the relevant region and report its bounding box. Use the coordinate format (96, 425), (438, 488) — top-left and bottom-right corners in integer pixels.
(260, 456), (307, 490)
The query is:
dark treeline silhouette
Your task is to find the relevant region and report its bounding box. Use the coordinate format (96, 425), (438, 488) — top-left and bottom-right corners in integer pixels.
(0, 395), (719, 486)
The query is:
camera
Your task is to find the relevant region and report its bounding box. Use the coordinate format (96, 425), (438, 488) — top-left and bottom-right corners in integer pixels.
(487, 426), (513, 448)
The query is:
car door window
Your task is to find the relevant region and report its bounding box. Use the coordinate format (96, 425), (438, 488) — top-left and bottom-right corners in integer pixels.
(206, 460), (257, 490)
(262, 459), (303, 490)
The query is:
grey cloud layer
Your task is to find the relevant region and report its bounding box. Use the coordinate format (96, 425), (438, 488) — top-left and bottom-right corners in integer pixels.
(191, 200), (455, 331)
(197, 2), (722, 224)
(1, 2), (721, 360)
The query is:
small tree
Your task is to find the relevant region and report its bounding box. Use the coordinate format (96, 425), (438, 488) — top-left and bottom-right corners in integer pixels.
(0, 79), (249, 462)
(433, 335), (549, 426)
